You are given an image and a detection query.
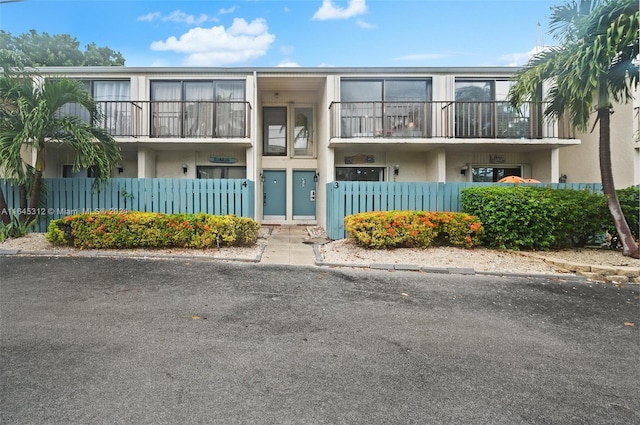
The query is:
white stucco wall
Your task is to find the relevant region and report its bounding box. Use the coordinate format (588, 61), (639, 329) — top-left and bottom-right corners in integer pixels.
(559, 99), (636, 186)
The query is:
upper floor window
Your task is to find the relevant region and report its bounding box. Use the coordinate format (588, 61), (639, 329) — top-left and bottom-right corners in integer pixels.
(55, 79), (131, 136)
(454, 79), (537, 139)
(340, 79), (431, 138)
(150, 80), (245, 138)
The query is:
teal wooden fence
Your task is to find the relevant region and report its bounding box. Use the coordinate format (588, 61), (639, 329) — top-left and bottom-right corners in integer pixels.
(1, 178), (255, 232)
(325, 181), (605, 240)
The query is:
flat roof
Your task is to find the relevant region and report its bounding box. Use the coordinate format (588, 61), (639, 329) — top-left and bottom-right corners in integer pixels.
(28, 66), (522, 76)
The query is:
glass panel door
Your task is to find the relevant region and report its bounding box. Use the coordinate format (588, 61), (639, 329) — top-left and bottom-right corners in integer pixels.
(184, 82), (214, 138)
(263, 107), (287, 156)
(293, 106), (314, 157)
(94, 81), (130, 136)
(151, 82), (181, 137)
(455, 81), (493, 138)
(216, 82), (245, 137)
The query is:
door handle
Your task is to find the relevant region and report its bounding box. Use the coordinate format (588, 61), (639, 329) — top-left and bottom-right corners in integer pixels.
(263, 192), (267, 206)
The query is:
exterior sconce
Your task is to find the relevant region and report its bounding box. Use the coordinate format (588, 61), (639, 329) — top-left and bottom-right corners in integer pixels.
(260, 173), (265, 182)
(394, 164), (399, 176)
(460, 164), (469, 176)
(559, 174), (567, 183)
(182, 163), (188, 174)
(117, 164), (124, 174)
(314, 172), (319, 183)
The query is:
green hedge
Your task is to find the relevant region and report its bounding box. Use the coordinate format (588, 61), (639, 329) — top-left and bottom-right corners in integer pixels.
(344, 211), (484, 249)
(607, 186), (640, 242)
(460, 185), (610, 250)
(46, 211), (260, 249)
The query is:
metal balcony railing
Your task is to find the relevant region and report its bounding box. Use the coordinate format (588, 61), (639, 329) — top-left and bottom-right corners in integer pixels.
(330, 101), (574, 140)
(56, 100), (252, 138)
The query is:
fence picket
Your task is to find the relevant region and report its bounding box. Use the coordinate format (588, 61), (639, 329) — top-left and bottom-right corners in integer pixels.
(326, 181), (608, 239)
(2, 178), (255, 232)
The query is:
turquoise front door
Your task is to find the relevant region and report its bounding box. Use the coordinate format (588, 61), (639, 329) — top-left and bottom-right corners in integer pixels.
(263, 170), (286, 219)
(292, 170), (316, 219)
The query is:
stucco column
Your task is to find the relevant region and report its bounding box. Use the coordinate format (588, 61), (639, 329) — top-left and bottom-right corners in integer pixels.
(550, 147), (560, 183)
(437, 149), (446, 182)
(634, 146), (640, 186)
(137, 148), (157, 178)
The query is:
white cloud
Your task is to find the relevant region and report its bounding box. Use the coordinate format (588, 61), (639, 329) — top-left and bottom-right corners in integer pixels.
(163, 10), (212, 26)
(277, 60), (300, 67)
(150, 18), (276, 66)
(137, 12), (161, 22)
(312, 0), (367, 20)
(356, 19), (375, 29)
(495, 46), (545, 67)
(138, 10), (214, 26)
(219, 6), (237, 15)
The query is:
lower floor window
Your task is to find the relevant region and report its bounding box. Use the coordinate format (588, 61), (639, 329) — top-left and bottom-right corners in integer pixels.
(472, 166), (521, 182)
(336, 167), (385, 181)
(196, 166), (246, 179)
(62, 165), (98, 178)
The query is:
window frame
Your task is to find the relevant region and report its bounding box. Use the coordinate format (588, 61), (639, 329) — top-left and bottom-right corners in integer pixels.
(335, 166), (386, 182)
(196, 165), (247, 179)
(149, 79), (246, 138)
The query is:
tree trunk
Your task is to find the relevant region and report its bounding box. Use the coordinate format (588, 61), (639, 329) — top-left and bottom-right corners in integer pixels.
(0, 186), (10, 225)
(18, 184), (27, 223)
(598, 107), (640, 258)
(26, 169), (42, 225)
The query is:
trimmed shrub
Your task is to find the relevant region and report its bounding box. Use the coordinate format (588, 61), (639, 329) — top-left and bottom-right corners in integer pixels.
(46, 211), (260, 249)
(605, 186), (640, 244)
(344, 211), (483, 249)
(460, 185), (609, 250)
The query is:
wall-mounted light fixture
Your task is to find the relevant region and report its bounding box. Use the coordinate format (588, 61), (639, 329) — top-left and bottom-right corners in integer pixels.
(559, 174), (567, 183)
(117, 164), (124, 174)
(260, 173), (265, 183)
(274, 92), (279, 99)
(182, 163), (188, 174)
(314, 172), (319, 183)
(460, 164), (469, 176)
(394, 164), (400, 176)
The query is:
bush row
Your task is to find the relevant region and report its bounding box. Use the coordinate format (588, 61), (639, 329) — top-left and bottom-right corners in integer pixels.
(460, 185), (639, 251)
(344, 211), (484, 249)
(46, 211), (260, 249)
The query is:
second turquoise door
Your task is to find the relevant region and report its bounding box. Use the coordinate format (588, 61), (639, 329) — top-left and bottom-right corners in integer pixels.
(293, 170), (316, 219)
(263, 170), (286, 219)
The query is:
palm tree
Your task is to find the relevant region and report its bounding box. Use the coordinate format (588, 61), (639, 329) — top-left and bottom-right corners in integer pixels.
(0, 68), (121, 225)
(508, 0), (639, 258)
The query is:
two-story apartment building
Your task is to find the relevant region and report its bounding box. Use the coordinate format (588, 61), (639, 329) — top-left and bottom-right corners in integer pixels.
(23, 66), (640, 228)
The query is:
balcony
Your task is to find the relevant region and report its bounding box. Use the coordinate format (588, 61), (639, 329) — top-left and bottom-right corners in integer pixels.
(330, 101), (574, 140)
(58, 100), (252, 139)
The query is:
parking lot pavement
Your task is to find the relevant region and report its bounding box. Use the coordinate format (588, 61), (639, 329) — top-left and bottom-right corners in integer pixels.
(1, 256), (639, 424)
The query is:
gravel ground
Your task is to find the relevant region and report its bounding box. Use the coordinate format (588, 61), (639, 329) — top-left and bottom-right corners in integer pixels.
(2, 229), (639, 276)
(319, 237), (640, 274)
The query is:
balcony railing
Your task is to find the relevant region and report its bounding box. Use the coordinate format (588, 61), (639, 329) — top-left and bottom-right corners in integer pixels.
(56, 100), (252, 138)
(330, 101), (573, 140)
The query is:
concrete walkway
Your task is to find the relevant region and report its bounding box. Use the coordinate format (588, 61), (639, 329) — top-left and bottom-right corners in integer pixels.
(260, 225), (321, 266)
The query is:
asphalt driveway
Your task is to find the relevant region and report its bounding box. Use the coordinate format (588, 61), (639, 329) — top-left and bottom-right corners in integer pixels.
(1, 256), (638, 424)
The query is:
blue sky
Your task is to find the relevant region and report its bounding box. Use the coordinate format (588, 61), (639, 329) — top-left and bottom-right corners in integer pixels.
(0, 0), (560, 67)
